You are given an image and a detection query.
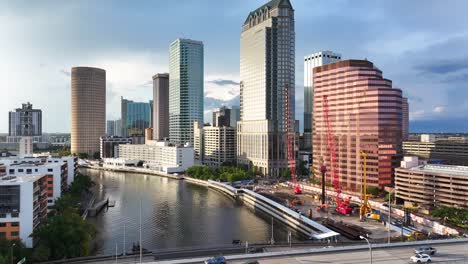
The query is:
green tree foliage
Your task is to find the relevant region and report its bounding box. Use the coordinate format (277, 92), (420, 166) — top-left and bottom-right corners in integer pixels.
(431, 206), (468, 229)
(280, 168), (291, 180)
(31, 173), (96, 261)
(78, 153), (89, 159)
(0, 239), (30, 264)
(31, 212), (96, 259)
(367, 186), (380, 196)
(296, 160), (308, 176)
(187, 165), (252, 183)
(92, 152), (101, 160)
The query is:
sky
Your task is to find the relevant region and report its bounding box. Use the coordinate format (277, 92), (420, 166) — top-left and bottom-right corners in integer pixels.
(1, 0), (468, 133)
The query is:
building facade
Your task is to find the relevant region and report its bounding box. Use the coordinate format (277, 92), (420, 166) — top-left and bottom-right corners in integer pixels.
(118, 140), (194, 173)
(0, 175), (48, 247)
(193, 122), (236, 168)
(312, 60), (403, 192)
(8, 102), (42, 137)
(237, 0), (295, 177)
(212, 106), (232, 127)
(395, 156), (468, 208)
(230, 106), (241, 128)
(153, 73), (170, 140)
(403, 139), (468, 166)
(169, 39), (204, 146)
(303, 51), (341, 151)
(107, 120), (115, 136)
(121, 97), (152, 137)
(100, 136), (132, 158)
(402, 97), (409, 141)
(71, 67), (106, 156)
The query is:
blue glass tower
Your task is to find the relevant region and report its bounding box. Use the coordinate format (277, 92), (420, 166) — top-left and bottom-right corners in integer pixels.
(121, 97), (153, 137)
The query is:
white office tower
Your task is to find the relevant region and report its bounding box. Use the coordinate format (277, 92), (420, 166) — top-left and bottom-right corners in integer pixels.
(237, 0), (295, 177)
(303, 51), (341, 150)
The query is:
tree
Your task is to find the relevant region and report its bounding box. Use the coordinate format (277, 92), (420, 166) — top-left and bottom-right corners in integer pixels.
(296, 160), (308, 177)
(32, 211), (96, 260)
(367, 186), (379, 196)
(280, 169), (291, 180)
(92, 152), (100, 160)
(78, 153), (89, 159)
(0, 239), (29, 264)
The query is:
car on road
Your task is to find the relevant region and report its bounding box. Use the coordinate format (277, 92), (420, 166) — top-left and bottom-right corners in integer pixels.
(410, 254), (432, 263)
(204, 256), (226, 264)
(415, 246), (437, 255)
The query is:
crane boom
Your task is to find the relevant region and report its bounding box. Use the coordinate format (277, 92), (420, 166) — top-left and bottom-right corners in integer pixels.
(322, 95), (352, 215)
(284, 87), (301, 194)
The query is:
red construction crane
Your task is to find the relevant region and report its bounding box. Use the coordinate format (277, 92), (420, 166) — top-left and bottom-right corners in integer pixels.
(284, 87), (301, 194)
(322, 95), (352, 215)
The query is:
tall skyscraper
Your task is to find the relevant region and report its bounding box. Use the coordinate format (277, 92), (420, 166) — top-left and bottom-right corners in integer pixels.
(402, 97), (409, 140)
(8, 102), (42, 137)
(169, 38), (204, 145)
(121, 97), (152, 137)
(153, 73), (169, 140)
(107, 120), (115, 136)
(303, 51), (341, 150)
(71, 67), (106, 156)
(212, 106), (231, 127)
(230, 106), (241, 128)
(237, 0), (295, 177)
(312, 60), (403, 191)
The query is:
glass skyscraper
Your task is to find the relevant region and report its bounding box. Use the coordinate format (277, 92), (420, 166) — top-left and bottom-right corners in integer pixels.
(121, 97), (153, 137)
(169, 38), (204, 145)
(237, 0), (295, 177)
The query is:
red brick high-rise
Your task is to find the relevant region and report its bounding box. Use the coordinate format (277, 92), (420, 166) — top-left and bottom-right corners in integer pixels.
(312, 60), (403, 192)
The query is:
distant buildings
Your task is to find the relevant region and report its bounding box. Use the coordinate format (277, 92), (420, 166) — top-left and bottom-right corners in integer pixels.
(303, 51), (341, 151)
(121, 97), (153, 137)
(8, 102), (42, 137)
(71, 67), (106, 156)
(106, 120), (121, 136)
(237, 0), (295, 177)
(169, 39), (204, 146)
(117, 140), (194, 173)
(395, 156), (468, 208)
(100, 136), (132, 158)
(312, 60), (403, 191)
(193, 121), (236, 168)
(153, 73), (169, 140)
(402, 97), (409, 140)
(212, 106), (231, 127)
(403, 135), (468, 165)
(230, 106), (240, 128)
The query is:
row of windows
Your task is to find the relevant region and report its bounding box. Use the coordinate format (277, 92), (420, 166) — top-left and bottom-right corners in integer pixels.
(0, 222), (19, 227)
(0, 231), (19, 237)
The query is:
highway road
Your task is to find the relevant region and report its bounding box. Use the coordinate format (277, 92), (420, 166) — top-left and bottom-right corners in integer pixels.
(231, 243), (468, 264)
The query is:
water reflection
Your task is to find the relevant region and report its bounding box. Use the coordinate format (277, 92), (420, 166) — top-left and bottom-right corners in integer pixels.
(83, 169), (296, 255)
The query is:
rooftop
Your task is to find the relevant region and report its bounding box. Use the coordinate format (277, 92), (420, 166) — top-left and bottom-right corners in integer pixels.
(409, 164), (468, 176)
(0, 174), (45, 184)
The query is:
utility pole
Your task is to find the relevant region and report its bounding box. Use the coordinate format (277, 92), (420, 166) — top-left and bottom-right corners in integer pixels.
(139, 197), (142, 263)
(270, 217), (275, 245)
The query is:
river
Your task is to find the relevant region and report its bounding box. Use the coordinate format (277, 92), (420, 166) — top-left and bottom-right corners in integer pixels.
(83, 169), (299, 255)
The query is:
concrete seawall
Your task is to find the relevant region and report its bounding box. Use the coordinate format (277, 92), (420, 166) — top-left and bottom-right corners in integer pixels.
(184, 177), (339, 240)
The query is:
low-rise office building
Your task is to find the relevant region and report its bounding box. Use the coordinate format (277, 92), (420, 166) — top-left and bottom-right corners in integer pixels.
(100, 136), (132, 158)
(193, 122), (236, 168)
(0, 174), (48, 247)
(118, 140), (194, 173)
(395, 156), (468, 208)
(403, 138), (468, 166)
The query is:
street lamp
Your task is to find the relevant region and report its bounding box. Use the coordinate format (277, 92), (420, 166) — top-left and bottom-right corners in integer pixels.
(10, 243), (15, 264)
(388, 189), (395, 245)
(359, 235), (372, 264)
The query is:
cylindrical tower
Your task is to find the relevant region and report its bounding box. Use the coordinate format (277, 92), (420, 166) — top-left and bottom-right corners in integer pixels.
(71, 67), (106, 156)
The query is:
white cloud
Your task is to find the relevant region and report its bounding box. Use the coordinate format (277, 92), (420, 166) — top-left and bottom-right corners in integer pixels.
(204, 74), (240, 101)
(433, 106), (445, 113)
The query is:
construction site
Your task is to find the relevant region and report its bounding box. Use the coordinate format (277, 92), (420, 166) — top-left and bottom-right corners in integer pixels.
(265, 94), (428, 242)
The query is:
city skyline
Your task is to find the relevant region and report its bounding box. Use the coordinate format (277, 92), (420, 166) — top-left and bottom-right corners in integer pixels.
(1, 0), (468, 134)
